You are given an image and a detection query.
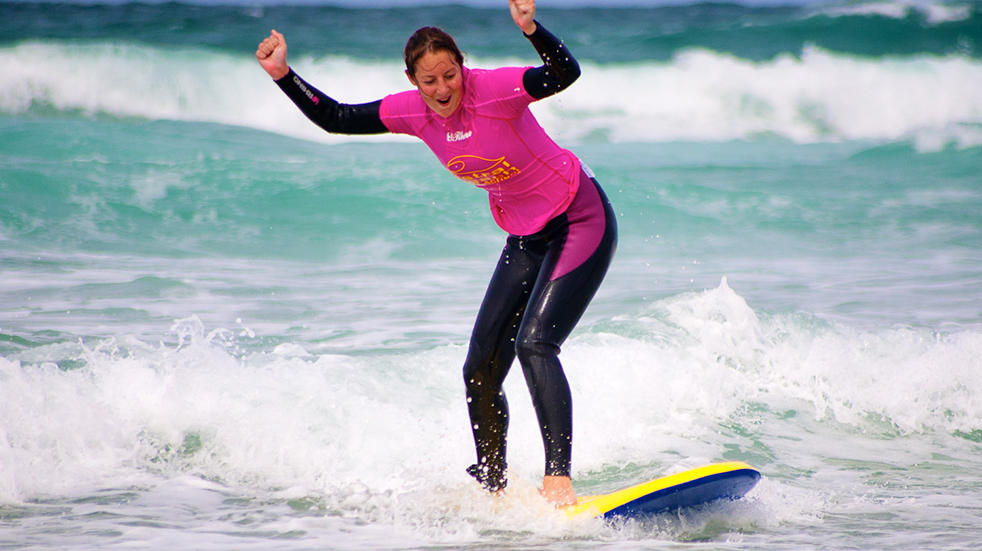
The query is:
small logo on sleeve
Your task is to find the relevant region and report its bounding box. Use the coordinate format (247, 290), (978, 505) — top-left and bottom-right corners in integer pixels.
(292, 75), (320, 105)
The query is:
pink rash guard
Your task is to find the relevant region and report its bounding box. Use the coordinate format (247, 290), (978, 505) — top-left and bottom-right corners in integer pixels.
(379, 66), (581, 236)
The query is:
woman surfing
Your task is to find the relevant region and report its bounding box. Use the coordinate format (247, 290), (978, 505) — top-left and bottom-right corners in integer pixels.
(256, 0), (616, 507)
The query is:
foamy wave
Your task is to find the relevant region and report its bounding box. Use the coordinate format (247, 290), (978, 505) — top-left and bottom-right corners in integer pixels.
(543, 46), (982, 148)
(0, 316), (471, 503)
(616, 278), (982, 436)
(2, 41), (982, 147)
(813, 0), (975, 24)
(3, 284), (981, 503)
(0, 41), (408, 144)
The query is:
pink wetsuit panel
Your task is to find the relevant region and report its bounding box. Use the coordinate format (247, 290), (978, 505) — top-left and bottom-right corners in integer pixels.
(550, 169), (608, 281)
(379, 66), (581, 236)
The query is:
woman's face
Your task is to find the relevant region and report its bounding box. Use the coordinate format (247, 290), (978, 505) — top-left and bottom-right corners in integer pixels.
(407, 49), (463, 118)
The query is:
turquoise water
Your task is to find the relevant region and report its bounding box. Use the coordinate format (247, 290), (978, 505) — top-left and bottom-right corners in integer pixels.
(2, 2), (982, 549)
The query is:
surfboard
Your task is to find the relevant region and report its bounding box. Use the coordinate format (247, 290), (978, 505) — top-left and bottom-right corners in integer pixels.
(564, 461), (760, 520)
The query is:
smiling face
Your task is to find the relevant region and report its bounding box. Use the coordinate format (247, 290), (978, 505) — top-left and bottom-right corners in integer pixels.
(407, 49), (463, 118)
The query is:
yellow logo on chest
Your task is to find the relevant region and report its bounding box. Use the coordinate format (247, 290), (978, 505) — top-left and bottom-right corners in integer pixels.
(446, 155), (521, 187)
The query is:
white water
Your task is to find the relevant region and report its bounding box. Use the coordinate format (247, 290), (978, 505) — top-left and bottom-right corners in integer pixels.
(3, 41), (982, 148)
(813, 0), (975, 24)
(4, 279), (981, 493)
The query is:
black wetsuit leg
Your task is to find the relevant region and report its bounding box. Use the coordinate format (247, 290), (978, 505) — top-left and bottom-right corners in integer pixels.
(463, 177), (617, 491)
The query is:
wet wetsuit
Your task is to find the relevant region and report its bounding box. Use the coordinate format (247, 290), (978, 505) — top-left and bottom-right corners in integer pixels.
(274, 22), (617, 493)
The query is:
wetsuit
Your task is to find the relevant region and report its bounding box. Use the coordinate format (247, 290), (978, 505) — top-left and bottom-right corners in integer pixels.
(275, 22), (617, 493)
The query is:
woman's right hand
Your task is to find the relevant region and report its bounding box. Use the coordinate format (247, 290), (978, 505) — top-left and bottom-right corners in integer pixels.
(256, 29), (290, 80)
(509, 0), (537, 35)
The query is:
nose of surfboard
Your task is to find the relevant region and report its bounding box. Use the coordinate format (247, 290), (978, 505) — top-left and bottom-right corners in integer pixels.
(565, 461), (761, 519)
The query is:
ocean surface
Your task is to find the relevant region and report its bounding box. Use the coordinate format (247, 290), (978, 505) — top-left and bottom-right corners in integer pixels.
(2, 1), (982, 549)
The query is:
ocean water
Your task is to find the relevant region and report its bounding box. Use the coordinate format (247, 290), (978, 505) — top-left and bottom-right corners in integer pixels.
(2, 1), (982, 549)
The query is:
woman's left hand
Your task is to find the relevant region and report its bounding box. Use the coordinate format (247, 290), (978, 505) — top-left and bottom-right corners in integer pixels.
(509, 0), (537, 35)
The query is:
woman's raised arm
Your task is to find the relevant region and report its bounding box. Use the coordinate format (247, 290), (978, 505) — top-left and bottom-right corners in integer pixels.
(257, 29), (388, 135)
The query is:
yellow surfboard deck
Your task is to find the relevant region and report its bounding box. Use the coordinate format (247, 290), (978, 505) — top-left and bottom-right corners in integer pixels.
(565, 461), (760, 519)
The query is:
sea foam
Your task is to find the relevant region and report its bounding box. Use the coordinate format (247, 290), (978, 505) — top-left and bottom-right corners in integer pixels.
(3, 281), (980, 507)
(2, 41), (981, 148)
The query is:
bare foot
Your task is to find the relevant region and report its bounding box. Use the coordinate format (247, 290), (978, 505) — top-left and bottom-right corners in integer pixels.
(540, 475), (577, 507)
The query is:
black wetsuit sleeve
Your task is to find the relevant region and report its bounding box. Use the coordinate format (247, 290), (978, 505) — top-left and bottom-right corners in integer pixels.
(522, 21), (581, 100)
(275, 68), (389, 135)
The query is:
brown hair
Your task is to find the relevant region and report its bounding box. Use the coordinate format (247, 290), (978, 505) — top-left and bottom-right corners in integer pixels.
(404, 27), (465, 76)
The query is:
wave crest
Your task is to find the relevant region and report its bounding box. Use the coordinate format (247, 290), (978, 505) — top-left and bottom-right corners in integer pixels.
(3, 41), (982, 148)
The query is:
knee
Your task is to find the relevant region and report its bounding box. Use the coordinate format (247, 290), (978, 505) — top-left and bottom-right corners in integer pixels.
(462, 340), (490, 383)
(515, 330), (566, 399)
(515, 328), (560, 366)
(463, 359), (482, 391)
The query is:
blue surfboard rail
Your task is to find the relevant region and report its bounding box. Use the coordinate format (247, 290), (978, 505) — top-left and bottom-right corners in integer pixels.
(604, 465), (760, 518)
(565, 462), (761, 520)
